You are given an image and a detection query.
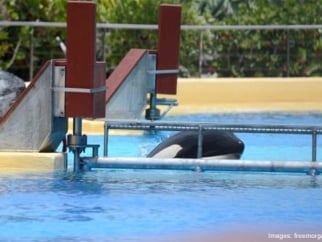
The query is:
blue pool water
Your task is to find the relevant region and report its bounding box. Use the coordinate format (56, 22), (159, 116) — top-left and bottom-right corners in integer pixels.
(1, 113), (322, 241)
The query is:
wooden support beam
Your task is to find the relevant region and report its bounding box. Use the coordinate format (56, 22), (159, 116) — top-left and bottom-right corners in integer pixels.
(66, 1), (105, 118)
(156, 4), (181, 95)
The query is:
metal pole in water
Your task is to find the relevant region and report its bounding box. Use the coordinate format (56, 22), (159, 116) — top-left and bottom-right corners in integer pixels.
(104, 122), (109, 157)
(312, 129), (317, 162)
(67, 117), (87, 173)
(73, 117), (82, 172)
(197, 125), (203, 158)
(73, 146), (81, 173)
(145, 92), (161, 120)
(74, 117), (82, 136)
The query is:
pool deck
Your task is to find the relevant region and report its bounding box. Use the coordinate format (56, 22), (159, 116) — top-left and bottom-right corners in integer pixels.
(0, 152), (66, 173)
(2, 77), (322, 173)
(171, 77), (322, 114)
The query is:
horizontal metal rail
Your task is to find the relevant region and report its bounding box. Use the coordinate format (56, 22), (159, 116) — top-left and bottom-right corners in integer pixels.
(84, 157), (322, 175)
(105, 119), (322, 133)
(1, 21), (322, 31)
(104, 119), (322, 162)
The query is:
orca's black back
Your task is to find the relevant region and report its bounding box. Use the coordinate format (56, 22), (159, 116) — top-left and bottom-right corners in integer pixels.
(147, 131), (244, 158)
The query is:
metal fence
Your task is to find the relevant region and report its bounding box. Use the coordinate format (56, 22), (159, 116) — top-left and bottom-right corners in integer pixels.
(66, 119), (322, 174)
(1, 21), (322, 80)
(104, 119), (322, 162)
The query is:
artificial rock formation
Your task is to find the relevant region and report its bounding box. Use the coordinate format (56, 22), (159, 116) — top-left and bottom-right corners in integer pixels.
(0, 70), (25, 118)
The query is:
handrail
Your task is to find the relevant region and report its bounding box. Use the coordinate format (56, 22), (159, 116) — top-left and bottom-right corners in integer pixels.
(104, 119), (322, 161)
(1, 21), (322, 30)
(105, 119), (322, 133)
(84, 157), (322, 175)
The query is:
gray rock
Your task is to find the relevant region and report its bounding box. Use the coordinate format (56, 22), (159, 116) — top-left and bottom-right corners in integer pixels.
(0, 70), (25, 118)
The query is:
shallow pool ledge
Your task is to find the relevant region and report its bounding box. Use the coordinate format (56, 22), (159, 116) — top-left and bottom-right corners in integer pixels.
(167, 77), (322, 113)
(0, 152), (66, 173)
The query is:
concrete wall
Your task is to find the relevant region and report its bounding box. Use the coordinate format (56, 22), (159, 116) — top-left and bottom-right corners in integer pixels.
(0, 61), (67, 152)
(106, 50), (153, 119)
(167, 77), (322, 114)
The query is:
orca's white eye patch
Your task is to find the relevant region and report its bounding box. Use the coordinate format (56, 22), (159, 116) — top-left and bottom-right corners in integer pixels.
(152, 144), (182, 158)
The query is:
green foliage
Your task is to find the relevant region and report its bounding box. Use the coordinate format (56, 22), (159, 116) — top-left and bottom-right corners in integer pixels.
(207, 0), (322, 77)
(196, 0), (251, 22)
(103, 0), (159, 69)
(103, 0), (203, 76)
(0, 0), (322, 79)
(0, 0), (66, 80)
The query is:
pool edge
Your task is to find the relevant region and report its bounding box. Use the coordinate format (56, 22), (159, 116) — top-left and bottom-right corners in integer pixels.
(0, 152), (66, 173)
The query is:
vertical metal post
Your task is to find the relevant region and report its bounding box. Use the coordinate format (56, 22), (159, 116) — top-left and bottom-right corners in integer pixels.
(145, 92), (161, 120)
(150, 93), (158, 120)
(145, 53), (161, 121)
(197, 126), (203, 158)
(73, 117), (82, 136)
(104, 122), (109, 157)
(73, 117), (84, 173)
(286, 29), (290, 77)
(312, 129), (317, 162)
(102, 27), (107, 62)
(29, 27), (34, 81)
(199, 31), (203, 77)
(73, 146), (81, 173)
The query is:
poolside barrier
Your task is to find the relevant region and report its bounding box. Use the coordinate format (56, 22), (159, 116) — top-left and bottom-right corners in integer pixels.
(87, 119), (322, 175)
(104, 120), (321, 162)
(84, 157), (321, 175)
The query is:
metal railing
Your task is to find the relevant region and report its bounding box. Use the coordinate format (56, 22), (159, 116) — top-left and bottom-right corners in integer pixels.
(1, 21), (322, 30)
(84, 157), (322, 174)
(104, 119), (322, 162)
(1, 21), (322, 79)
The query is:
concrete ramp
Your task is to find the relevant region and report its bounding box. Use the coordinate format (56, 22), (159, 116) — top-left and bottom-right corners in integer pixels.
(105, 49), (154, 119)
(0, 60), (67, 152)
(105, 4), (181, 120)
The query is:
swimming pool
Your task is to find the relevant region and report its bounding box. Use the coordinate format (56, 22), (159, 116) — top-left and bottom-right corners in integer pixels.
(1, 113), (322, 241)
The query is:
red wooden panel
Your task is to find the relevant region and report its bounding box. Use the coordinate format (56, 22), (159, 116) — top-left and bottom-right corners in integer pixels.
(65, 1), (105, 118)
(156, 4), (181, 94)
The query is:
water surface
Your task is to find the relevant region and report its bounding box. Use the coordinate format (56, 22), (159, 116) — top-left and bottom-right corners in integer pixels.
(1, 112), (322, 241)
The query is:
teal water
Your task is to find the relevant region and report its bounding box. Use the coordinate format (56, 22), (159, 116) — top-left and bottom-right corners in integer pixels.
(103, 112), (322, 161)
(1, 113), (322, 241)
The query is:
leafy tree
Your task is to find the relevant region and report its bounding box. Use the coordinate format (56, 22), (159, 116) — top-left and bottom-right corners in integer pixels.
(1, 0), (322, 79)
(196, 0), (253, 22)
(205, 0), (322, 77)
(103, 0), (203, 76)
(0, 0), (66, 80)
(0, 0), (203, 78)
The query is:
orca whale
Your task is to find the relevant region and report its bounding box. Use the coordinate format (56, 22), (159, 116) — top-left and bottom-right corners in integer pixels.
(147, 130), (244, 159)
